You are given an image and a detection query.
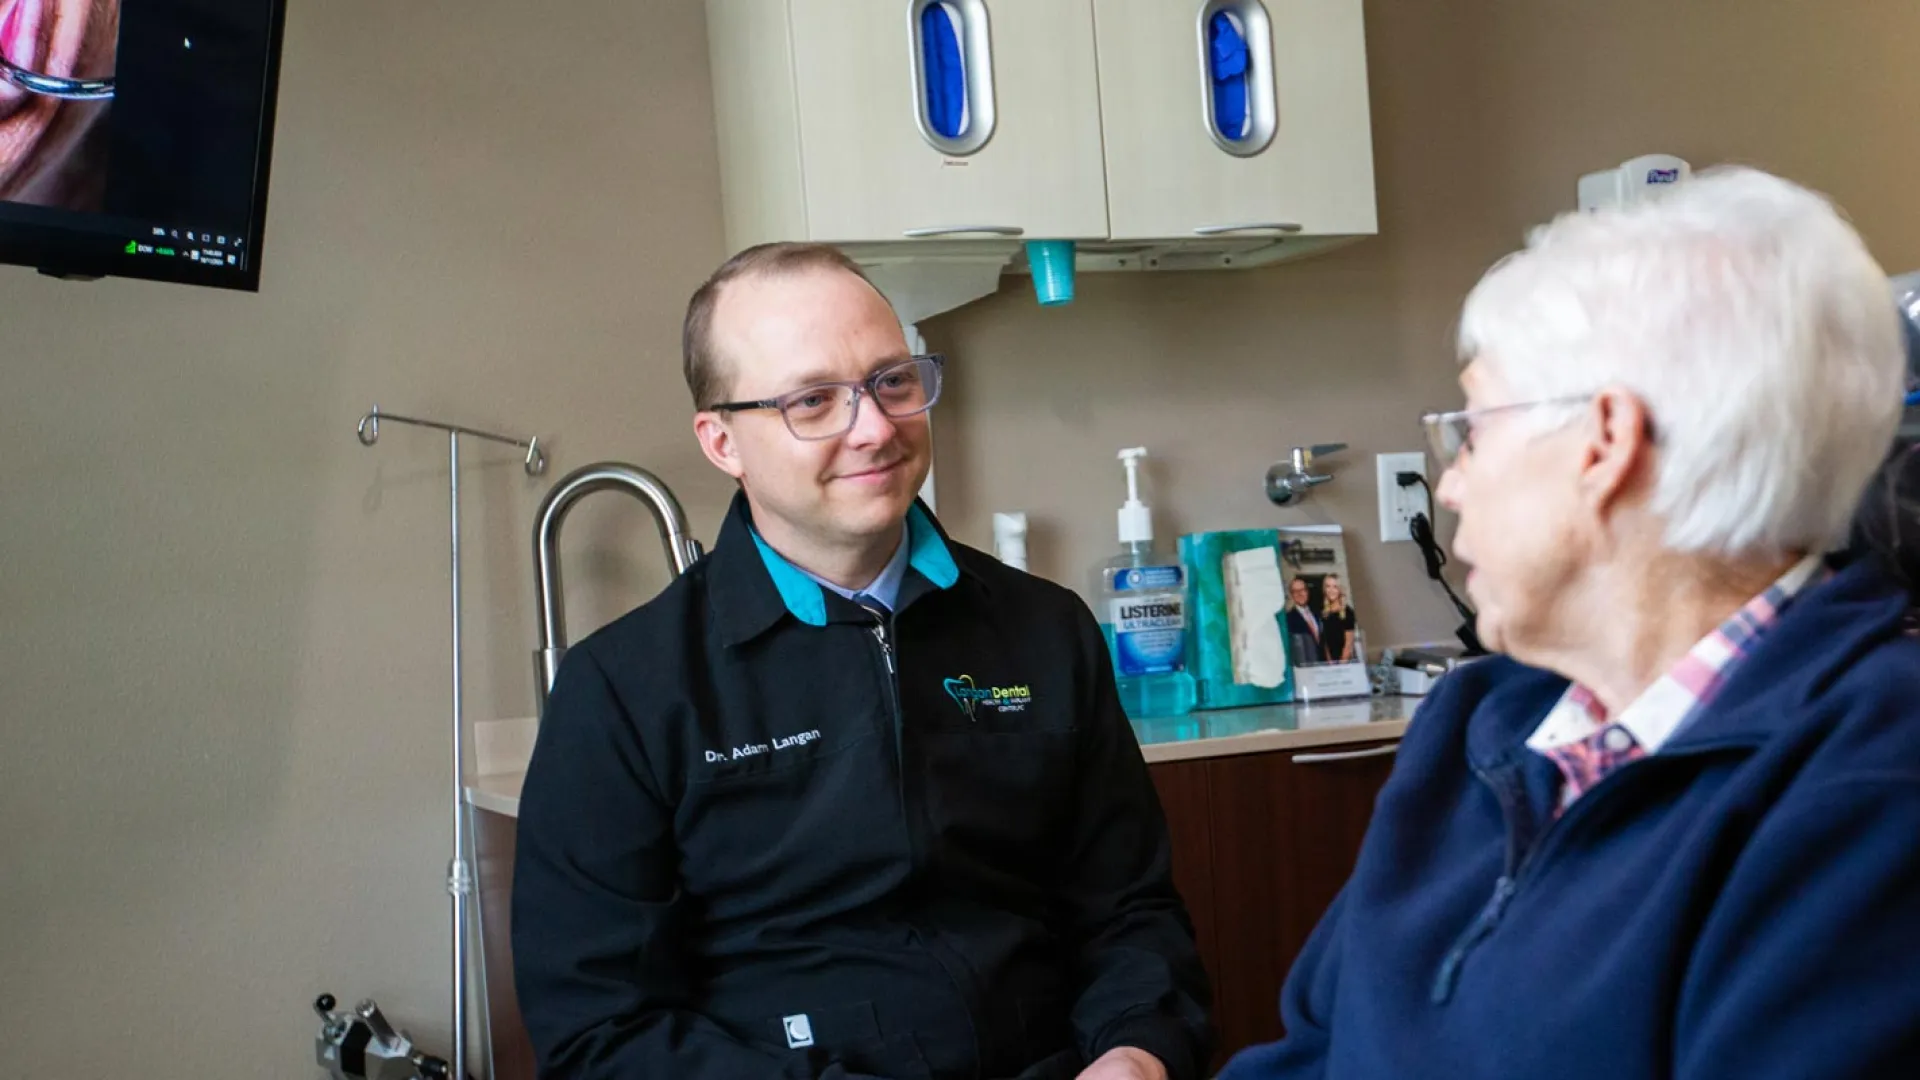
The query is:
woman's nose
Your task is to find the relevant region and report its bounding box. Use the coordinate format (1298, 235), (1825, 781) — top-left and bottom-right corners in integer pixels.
(1435, 461), (1465, 512)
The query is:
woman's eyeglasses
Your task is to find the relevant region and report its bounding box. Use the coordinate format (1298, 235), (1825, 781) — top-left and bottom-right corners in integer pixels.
(1420, 396), (1592, 468)
(712, 355), (945, 441)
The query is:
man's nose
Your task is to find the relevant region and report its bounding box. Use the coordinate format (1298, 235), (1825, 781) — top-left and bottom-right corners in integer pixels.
(843, 392), (898, 447)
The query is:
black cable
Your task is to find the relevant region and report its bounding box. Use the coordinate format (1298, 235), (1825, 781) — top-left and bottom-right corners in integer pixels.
(1405, 476), (1449, 574)
(1408, 472), (1437, 511)
(1408, 505), (1448, 578)
(1411, 512), (1475, 617)
(1399, 471), (1487, 654)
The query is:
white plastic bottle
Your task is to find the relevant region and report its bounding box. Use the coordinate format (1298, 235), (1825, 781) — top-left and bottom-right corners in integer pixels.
(993, 511), (1030, 571)
(1093, 448), (1196, 719)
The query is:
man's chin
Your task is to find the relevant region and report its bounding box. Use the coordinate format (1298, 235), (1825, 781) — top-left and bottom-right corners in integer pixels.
(827, 482), (916, 528)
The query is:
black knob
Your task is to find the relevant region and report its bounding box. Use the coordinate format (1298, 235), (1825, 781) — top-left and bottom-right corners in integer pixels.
(314, 994), (336, 1014)
(415, 1055), (450, 1080)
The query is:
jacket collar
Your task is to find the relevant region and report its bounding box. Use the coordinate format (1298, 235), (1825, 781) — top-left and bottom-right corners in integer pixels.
(1464, 555), (1913, 770)
(1663, 555), (1910, 751)
(707, 491), (963, 647)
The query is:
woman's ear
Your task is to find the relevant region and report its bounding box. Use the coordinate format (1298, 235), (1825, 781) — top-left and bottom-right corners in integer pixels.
(693, 411), (745, 481)
(1582, 387), (1655, 515)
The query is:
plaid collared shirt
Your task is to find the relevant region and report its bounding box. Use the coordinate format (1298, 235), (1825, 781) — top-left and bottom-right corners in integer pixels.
(1527, 554), (1830, 812)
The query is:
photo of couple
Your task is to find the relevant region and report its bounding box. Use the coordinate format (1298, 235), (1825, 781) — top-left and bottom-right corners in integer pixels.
(1277, 527), (1361, 667)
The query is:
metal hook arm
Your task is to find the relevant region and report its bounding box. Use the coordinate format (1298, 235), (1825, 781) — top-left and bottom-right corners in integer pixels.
(357, 405), (548, 475)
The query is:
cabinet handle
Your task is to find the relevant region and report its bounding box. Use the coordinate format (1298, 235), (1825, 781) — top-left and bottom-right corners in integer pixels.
(1192, 222), (1303, 236)
(903, 225), (1026, 238)
(1199, 0), (1278, 156)
(1291, 743), (1400, 764)
(910, 0), (996, 156)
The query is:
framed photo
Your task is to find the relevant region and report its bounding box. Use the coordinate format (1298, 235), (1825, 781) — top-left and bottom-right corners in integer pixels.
(1276, 525), (1363, 668)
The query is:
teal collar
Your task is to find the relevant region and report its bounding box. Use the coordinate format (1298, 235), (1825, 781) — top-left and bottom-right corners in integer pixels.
(749, 503), (960, 627)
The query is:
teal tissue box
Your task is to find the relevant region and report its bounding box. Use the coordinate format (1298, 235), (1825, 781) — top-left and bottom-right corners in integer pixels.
(1180, 529), (1295, 709)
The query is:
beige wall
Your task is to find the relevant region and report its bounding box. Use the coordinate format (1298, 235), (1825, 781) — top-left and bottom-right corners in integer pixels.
(0, 0), (735, 1074)
(927, 0), (1920, 650)
(2, 1), (1917, 1076)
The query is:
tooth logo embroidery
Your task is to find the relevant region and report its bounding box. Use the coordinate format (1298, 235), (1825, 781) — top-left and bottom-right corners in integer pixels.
(944, 675), (989, 721)
(943, 674), (1032, 719)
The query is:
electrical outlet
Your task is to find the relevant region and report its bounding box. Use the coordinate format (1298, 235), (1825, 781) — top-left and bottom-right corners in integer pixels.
(1376, 452), (1431, 543)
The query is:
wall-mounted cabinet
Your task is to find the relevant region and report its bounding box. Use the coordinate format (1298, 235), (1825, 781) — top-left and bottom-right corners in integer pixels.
(707, 0), (1110, 246)
(704, 0), (1376, 304)
(1093, 0), (1376, 241)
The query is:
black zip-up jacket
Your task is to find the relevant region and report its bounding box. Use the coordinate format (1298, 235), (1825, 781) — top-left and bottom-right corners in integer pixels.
(512, 495), (1211, 1080)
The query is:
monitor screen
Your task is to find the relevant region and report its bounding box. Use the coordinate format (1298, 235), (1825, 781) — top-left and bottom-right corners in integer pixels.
(0, 0), (288, 291)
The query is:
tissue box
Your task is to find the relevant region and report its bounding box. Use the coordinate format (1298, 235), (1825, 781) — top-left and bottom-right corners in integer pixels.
(1179, 529), (1294, 709)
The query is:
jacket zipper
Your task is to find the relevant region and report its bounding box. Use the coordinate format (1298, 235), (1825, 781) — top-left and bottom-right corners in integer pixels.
(1431, 759), (1530, 1004)
(871, 619), (896, 676)
(1430, 753), (1677, 1004)
(1430, 874), (1518, 1003)
(861, 605), (907, 786)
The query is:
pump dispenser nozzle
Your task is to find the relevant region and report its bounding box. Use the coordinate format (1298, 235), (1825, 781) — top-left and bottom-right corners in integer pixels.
(1117, 447), (1153, 546)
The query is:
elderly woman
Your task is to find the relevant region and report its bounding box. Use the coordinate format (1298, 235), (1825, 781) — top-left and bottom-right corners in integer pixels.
(1220, 167), (1920, 1080)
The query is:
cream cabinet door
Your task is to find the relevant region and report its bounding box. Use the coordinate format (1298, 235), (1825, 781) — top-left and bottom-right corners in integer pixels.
(788, 0), (1110, 243)
(1093, 0), (1376, 241)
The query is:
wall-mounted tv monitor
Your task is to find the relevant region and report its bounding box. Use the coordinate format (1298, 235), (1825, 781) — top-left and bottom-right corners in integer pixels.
(0, 0), (288, 292)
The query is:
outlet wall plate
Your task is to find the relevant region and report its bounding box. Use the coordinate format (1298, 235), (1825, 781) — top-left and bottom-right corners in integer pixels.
(1376, 452), (1431, 543)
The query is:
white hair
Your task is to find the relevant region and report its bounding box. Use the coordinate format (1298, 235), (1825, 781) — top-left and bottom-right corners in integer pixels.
(1457, 166), (1905, 557)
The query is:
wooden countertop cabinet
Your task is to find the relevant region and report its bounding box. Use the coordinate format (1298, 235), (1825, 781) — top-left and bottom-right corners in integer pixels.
(1152, 740), (1397, 1072)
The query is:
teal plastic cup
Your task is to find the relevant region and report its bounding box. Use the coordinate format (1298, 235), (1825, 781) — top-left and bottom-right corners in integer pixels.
(1026, 240), (1076, 306)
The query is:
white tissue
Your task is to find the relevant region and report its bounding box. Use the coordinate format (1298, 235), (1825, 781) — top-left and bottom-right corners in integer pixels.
(1225, 547), (1290, 688)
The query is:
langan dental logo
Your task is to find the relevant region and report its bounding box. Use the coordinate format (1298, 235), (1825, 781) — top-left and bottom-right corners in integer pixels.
(942, 674), (1033, 721)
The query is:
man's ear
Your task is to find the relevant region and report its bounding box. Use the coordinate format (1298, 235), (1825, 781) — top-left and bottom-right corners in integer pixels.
(694, 410), (746, 481)
(1581, 387), (1655, 517)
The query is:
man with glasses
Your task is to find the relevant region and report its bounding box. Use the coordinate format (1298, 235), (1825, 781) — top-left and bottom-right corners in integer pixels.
(513, 243), (1211, 1080)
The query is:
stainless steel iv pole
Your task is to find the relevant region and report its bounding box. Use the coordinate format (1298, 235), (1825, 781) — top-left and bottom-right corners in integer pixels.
(356, 405), (547, 1080)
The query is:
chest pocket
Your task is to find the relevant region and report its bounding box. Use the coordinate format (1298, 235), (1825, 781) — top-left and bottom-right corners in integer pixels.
(919, 724), (1078, 883)
(903, 629), (1083, 884)
(676, 633), (905, 914)
(679, 728), (900, 910)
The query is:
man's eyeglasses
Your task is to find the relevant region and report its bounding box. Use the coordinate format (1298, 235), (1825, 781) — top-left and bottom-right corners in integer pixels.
(711, 355), (945, 441)
(1420, 395), (1592, 468)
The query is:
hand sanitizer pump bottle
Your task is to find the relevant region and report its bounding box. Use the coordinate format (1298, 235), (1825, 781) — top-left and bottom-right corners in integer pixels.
(1094, 448), (1197, 719)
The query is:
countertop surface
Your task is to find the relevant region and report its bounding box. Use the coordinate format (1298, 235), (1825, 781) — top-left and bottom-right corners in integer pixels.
(467, 695), (1420, 818)
(469, 770), (528, 819)
(1130, 695), (1416, 764)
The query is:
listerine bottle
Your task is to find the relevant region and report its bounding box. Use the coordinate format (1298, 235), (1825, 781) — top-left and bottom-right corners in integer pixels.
(1094, 447), (1197, 719)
